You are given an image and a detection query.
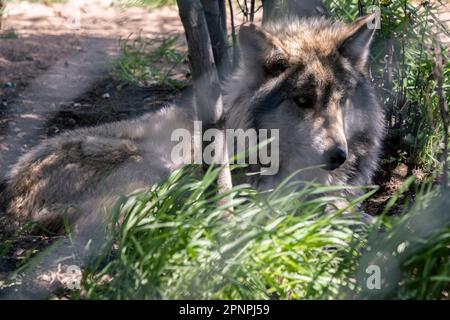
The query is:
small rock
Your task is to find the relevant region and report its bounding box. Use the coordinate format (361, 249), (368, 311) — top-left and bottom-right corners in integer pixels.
(14, 249), (25, 257)
(102, 93), (110, 99)
(393, 163), (408, 178)
(73, 103), (82, 107)
(3, 82), (14, 88)
(38, 273), (56, 283)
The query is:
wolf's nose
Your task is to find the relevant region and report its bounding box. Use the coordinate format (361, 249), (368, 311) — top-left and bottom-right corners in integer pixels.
(325, 147), (347, 170)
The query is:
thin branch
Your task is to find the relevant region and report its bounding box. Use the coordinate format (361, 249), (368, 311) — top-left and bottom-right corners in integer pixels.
(255, 4), (263, 13)
(236, 0), (248, 22)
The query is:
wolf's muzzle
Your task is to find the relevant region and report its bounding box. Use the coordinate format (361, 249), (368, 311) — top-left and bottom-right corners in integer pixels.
(324, 147), (347, 171)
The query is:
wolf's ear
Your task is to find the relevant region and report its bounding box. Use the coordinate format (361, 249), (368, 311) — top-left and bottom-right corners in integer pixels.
(339, 13), (377, 70)
(239, 25), (288, 75)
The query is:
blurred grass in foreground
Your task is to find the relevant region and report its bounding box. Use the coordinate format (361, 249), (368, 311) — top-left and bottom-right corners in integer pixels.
(81, 166), (450, 299)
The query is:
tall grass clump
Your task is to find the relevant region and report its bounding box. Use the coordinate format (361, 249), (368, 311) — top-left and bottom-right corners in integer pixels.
(81, 166), (450, 299)
(82, 166), (376, 299)
(114, 35), (188, 89)
(337, 182), (450, 299)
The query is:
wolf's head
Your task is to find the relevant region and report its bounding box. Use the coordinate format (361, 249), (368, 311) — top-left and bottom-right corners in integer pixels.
(225, 14), (381, 180)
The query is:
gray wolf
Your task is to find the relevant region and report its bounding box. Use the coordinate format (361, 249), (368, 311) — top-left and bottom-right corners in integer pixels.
(0, 14), (384, 235)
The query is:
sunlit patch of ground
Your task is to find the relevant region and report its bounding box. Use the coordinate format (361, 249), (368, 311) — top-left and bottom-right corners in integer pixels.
(1, 0), (183, 38)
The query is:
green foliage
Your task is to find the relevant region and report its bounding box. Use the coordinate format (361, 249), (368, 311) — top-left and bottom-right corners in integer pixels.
(82, 166), (372, 299)
(113, 35), (188, 89)
(339, 181), (450, 299)
(81, 166), (450, 299)
(326, 0), (450, 171)
(0, 30), (18, 39)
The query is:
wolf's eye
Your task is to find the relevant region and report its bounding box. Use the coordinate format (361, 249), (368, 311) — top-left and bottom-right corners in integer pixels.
(294, 96), (313, 108)
(339, 96), (347, 106)
(296, 97), (307, 104)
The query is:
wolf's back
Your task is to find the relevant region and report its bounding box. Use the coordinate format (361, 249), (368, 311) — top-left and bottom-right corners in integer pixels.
(0, 106), (191, 235)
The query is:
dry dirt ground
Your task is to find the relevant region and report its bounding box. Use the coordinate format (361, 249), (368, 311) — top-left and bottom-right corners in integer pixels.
(0, 0), (184, 170)
(0, 0), (449, 299)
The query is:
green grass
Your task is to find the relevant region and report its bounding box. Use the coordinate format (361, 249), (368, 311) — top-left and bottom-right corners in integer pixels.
(113, 35), (188, 89)
(79, 166), (449, 299)
(0, 30), (18, 39)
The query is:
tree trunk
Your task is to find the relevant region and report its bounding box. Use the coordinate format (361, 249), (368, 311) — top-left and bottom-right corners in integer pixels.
(218, 0), (227, 36)
(261, 0), (275, 23)
(177, 0), (223, 124)
(250, 0), (256, 22)
(200, 0), (230, 79)
(177, 0), (233, 202)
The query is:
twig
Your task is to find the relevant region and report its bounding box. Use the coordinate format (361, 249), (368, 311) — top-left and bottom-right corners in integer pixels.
(236, 0), (248, 22)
